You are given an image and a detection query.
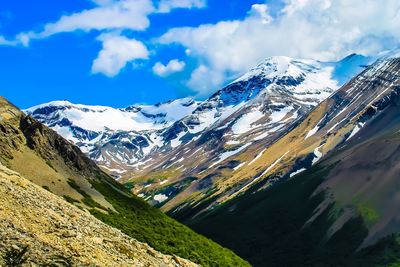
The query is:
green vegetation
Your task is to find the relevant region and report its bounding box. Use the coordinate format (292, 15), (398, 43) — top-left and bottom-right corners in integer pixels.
(89, 173), (249, 267)
(353, 197), (380, 226)
(123, 181), (135, 190)
(2, 245), (29, 267)
(358, 234), (400, 266)
(0, 97), (248, 266)
(180, 165), (400, 267)
(45, 160), (58, 172)
(42, 185), (51, 192)
(145, 176), (199, 208)
(357, 203), (380, 226)
(1, 245), (73, 267)
(43, 255), (73, 267)
(63, 195), (79, 204)
(67, 179), (105, 210)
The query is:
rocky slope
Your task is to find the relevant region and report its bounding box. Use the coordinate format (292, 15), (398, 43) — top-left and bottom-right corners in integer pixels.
(26, 98), (199, 179)
(0, 96), (249, 267)
(0, 162), (197, 266)
(179, 52), (400, 266)
(166, 51), (400, 218)
(27, 54), (372, 211)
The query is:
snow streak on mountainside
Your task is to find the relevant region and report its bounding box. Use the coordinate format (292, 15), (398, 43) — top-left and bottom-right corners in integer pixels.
(186, 50), (400, 215)
(184, 53), (400, 267)
(26, 98), (199, 177)
(27, 54), (371, 209)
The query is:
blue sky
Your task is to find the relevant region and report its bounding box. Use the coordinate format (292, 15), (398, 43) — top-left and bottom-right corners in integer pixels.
(0, 0), (399, 108)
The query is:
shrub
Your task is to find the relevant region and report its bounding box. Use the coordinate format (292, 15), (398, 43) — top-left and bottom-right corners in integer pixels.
(2, 245), (29, 267)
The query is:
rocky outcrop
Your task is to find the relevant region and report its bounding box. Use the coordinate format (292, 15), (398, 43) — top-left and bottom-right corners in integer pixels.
(0, 162), (197, 266)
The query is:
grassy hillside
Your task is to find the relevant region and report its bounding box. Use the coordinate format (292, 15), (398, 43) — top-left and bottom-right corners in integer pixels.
(0, 97), (249, 267)
(184, 165), (400, 266)
(172, 57), (400, 266)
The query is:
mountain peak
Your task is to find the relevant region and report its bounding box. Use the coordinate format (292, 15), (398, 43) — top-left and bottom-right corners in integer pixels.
(27, 100), (74, 110)
(233, 56), (312, 83)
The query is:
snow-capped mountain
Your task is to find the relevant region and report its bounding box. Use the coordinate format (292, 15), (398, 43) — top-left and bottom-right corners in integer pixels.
(27, 54), (372, 206)
(182, 52), (400, 267)
(26, 98), (199, 177)
(181, 50), (400, 215)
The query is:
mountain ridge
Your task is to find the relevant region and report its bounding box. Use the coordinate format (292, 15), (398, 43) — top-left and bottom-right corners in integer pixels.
(0, 96), (249, 266)
(179, 51), (400, 266)
(26, 54), (373, 212)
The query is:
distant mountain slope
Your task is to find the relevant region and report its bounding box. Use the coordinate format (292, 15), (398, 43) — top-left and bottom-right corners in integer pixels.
(0, 162), (197, 267)
(27, 54), (372, 212)
(0, 97), (248, 267)
(26, 98), (199, 178)
(180, 53), (400, 266)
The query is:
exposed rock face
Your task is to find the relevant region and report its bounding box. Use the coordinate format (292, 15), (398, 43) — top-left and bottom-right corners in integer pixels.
(0, 163), (197, 267)
(180, 53), (400, 267)
(26, 55), (371, 212)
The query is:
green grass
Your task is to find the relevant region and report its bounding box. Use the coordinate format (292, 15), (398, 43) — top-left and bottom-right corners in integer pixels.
(87, 172), (249, 267)
(45, 160), (58, 172)
(357, 203), (380, 225)
(63, 195), (79, 204)
(352, 197), (380, 226)
(178, 165), (400, 267)
(67, 179), (106, 210)
(123, 181), (135, 190)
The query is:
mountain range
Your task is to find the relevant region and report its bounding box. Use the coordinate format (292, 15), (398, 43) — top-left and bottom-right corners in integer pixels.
(186, 50), (400, 266)
(26, 54), (372, 210)
(0, 97), (247, 266)
(12, 49), (400, 266)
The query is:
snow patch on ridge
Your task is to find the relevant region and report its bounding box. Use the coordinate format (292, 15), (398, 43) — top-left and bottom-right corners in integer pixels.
(290, 168), (306, 177)
(153, 194), (168, 203)
(210, 143), (252, 168)
(231, 108), (264, 135)
(346, 122), (365, 141)
(312, 145), (323, 165)
(249, 148), (267, 165)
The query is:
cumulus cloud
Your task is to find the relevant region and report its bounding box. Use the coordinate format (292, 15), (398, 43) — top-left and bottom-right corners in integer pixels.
(8, 0), (208, 76)
(160, 0), (400, 95)
(153, 59), (186, 77)
(157, 0), (207, 13)
(92, 33), (149, 77)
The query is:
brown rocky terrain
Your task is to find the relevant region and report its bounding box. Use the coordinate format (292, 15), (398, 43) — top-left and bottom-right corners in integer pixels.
(0, 162), (197, 266)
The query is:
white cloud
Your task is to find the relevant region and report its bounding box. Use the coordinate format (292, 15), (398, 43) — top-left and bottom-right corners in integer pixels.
(14, 0), (156, 46)
(92, 33), (149, 77)
(153, 59), (186, 77)
(19, 0), (208, 43)
(160, 0), (400, 95)
(7, 0), (208, 77)
(90, 0), (115, 5)
(187, 65), (225, 96)
(0, 34), (31, 47)
(248, 4), (273, 24)
(157, 0), (206, 13)
(39, 0), (154, 38)
(0, 35), (17, 46)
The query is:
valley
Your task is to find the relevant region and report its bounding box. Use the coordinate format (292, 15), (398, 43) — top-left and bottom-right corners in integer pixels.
(2, 1), (400, 266)
(22, 50), (400, 266)
(0, 97), (248, 266)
